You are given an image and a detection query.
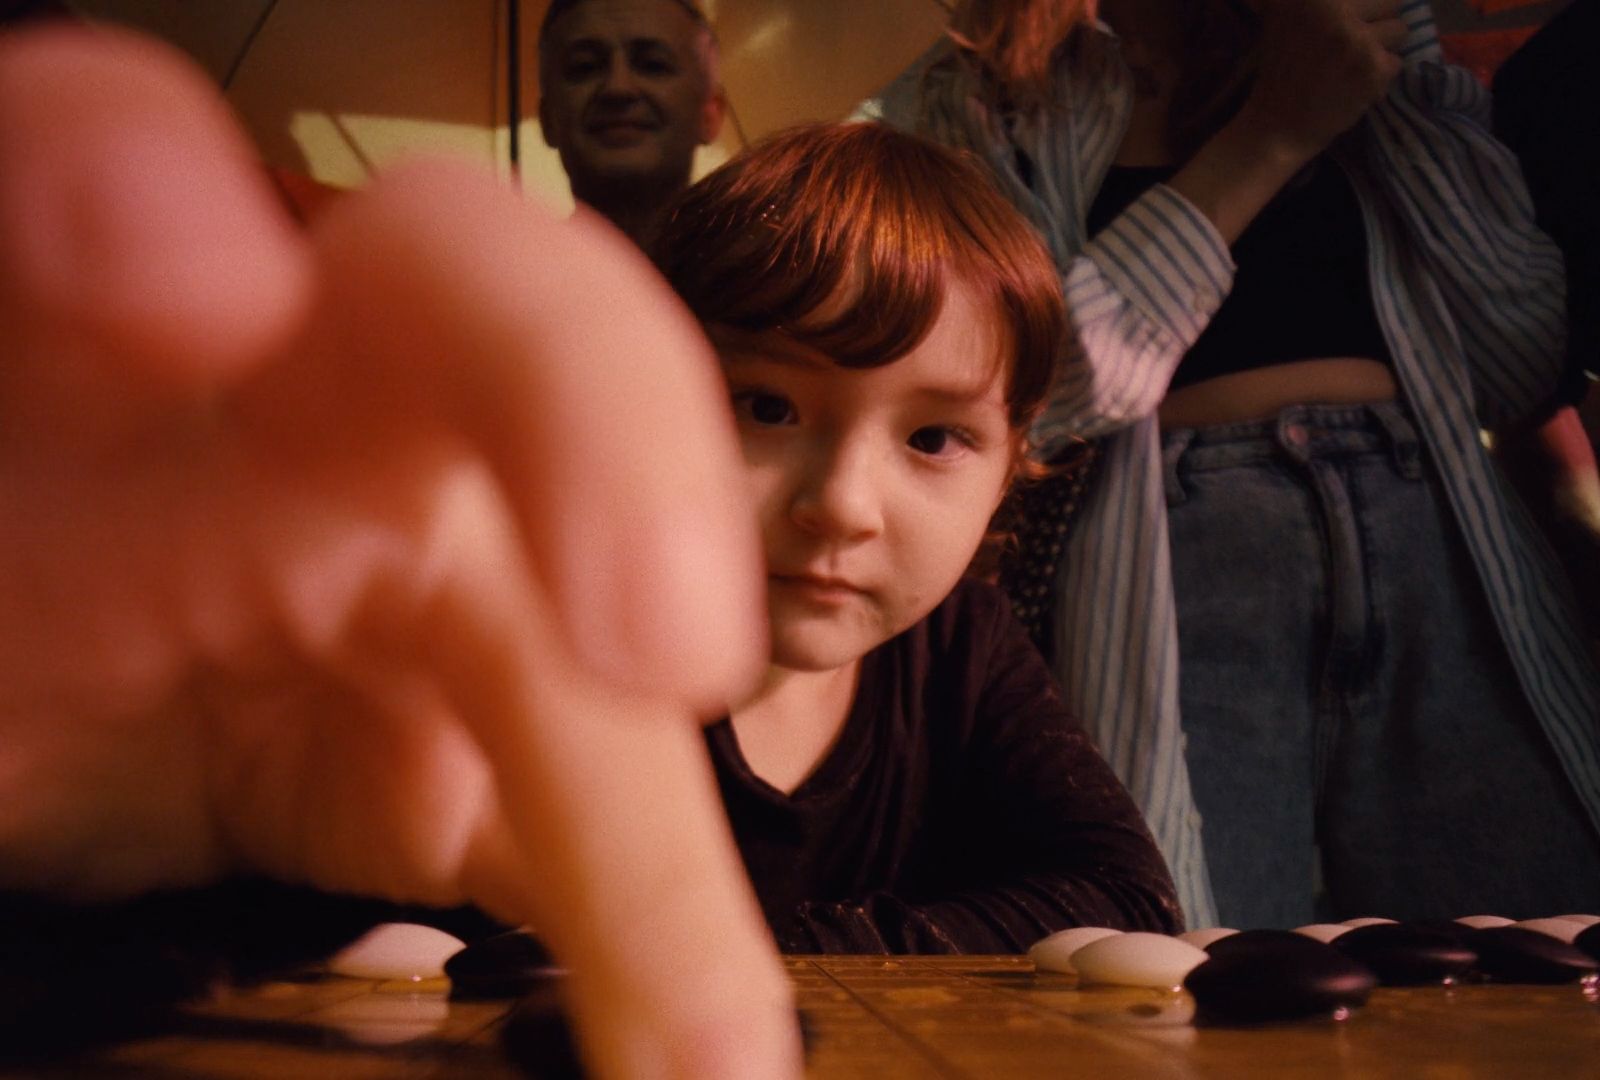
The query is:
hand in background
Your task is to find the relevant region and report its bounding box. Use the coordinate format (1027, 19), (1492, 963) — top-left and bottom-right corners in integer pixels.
(0, 24), (796, 1080)
(1240, 0), (1405, 159)
(1497, 404), (1600, 650)
(1170, 0), (1406, 244)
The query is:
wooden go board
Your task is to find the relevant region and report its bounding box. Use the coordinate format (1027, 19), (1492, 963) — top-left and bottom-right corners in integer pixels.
(5, 954), (1598, 1077)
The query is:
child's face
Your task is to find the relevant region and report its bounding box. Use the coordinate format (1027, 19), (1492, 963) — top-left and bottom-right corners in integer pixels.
(712, 280), (1018, 675)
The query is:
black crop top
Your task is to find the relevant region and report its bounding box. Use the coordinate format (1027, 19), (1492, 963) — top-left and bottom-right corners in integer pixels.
(1087, 159), (1392, 391)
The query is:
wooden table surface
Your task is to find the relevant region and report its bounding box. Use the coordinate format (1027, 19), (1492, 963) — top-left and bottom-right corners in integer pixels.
(10, 954), (1600, 1078)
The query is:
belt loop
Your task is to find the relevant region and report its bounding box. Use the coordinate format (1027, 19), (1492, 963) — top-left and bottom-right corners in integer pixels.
(1369, 401), (1422, 479)
(1275, 405), (1313, 465)
(1162, 428), (1196, 507)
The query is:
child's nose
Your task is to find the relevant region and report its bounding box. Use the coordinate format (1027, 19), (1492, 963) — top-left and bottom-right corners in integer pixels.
(788, 440), (883, 541)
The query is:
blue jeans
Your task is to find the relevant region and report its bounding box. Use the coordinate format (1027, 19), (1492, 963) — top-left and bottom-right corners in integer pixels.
(1164, 402), (1600, 928)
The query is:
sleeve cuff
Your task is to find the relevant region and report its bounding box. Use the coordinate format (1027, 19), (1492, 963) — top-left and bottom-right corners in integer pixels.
(1086, 183), (1234, 345)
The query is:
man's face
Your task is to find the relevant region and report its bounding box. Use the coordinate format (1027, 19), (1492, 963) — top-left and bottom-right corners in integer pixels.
(538, 0), (721, 200)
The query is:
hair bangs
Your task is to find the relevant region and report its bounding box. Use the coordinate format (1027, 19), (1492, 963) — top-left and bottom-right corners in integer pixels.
(656, 124), (958, 369)
(654, 121), (1064, 433)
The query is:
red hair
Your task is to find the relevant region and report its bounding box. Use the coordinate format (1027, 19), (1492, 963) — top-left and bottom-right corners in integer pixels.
(653, 121), (1062, 438)
(948, 0), (1098, 108)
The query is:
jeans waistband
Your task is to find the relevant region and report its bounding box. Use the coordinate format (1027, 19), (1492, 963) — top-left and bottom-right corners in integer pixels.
(1161, 401), (1423, 481)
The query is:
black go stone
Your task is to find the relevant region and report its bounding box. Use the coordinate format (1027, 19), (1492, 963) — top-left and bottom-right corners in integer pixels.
(1467, 926), (1600, 984)
(1331, 923), (1478, 986)
(1404, 919), (1478, 946)
(1573, 923), (1600, 963)
(1184, 929), (1378, 1023)
(446, 928), (560, 1000)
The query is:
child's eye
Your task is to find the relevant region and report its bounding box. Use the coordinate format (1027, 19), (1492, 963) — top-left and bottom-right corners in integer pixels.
(731, 390), (797, 426)
(907, 426), (971, 458)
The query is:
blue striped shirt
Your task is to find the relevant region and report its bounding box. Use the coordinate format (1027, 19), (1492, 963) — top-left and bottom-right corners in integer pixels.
(861, 1), (1599, 927)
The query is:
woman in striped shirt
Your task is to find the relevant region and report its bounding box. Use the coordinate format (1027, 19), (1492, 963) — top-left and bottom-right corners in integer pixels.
(863, 0), (1600, 929)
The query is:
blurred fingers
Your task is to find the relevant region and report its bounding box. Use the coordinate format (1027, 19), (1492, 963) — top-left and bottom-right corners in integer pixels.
(359, 446), (799, 1079)
(297, 163), (767, 715)
(0, 25), (310, 412)
(229, 177), (797, 1074)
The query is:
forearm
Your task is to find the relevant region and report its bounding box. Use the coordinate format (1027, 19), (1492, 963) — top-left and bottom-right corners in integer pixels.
(1166, 113), (1316, 246)
(1038, 188), (1233, 443)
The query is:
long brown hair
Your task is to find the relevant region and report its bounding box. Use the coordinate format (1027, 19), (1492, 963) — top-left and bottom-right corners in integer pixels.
(948, 0), (1261, 158)
(948, 0), (1098, 109)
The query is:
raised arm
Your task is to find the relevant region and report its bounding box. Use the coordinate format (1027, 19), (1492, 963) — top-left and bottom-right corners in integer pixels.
(867, 0), (1407, 445)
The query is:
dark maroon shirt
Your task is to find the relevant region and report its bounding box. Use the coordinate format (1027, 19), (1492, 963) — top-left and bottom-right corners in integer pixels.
(706, 578), (1182, 953)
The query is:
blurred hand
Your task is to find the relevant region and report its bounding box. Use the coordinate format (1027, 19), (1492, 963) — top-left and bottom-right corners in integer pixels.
(1239, 0), (1405, 158)
(0, 24), (797, 1080)
(1497, 406), (1600, 645)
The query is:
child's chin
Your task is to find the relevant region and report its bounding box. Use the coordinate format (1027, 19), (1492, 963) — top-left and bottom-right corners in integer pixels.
(767, 633), (876, 675)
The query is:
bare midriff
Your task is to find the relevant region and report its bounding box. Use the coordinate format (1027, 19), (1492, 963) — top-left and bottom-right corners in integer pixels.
(1157, 357), (1397, 429)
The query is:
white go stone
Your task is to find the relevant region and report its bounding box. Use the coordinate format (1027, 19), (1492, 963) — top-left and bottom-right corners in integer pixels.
(328, 922), (466, 981)
(1340, 917), (1397, 927)
(1455, 915), (1514, 929)
(1515, 917), (1585, 944)
(1294, 923), (1354, 944)
(1178, 928), (1239, 950)
(1027, 926), (1124, 974)
(1070, 931), (1209, 990)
